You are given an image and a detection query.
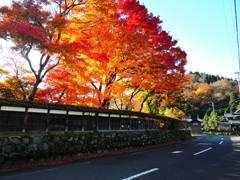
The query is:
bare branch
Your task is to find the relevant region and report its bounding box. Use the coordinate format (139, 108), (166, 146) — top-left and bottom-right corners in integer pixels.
(24, 45), (37, 78)
(40, 54), (46, 66)
(41, 55), (51, 68)
(40, 59), (60, 80)
(37, 55), (51, 79)
(62, 0), (85, 16)
(91, 82), (98, 90)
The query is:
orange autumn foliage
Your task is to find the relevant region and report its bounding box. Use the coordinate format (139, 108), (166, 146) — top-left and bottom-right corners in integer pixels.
(0, 0), (188, 114)
(39, 0), (188, 111)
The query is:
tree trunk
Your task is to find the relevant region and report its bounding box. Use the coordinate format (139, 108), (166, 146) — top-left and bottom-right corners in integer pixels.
(101, 98), (110, 109)
(139, 92), (152, 112)
(28, 79), (42, 101)
(22, 107), (29, 133)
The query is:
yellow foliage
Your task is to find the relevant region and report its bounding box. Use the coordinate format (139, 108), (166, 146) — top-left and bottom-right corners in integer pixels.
(164, 107), (187, 120)
(195, 85), (209, 95)
(0, 69), (9, 75)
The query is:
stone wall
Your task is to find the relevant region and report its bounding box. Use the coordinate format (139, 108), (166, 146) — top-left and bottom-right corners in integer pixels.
(0, 130), (191, 167)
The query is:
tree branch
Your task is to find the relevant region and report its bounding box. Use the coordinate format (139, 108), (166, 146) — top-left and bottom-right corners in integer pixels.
(62, 0), (85, 16)
(40, 59), (60, 80)
(40, 54), (46, 66)
(24, 45), (37, 78)
(139, 91), (153, 112)
(91, 82), (98, 90)
(114, 99), (121, 110)
(38, 55), (51, 79)
(57, 88), (66, 103)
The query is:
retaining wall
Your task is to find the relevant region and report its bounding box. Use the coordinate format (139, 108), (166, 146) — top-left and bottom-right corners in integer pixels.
(0, 130), (191, 167)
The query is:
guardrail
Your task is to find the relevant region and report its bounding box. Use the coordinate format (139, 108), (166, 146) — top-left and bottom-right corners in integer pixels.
(0, 98), (190, 133)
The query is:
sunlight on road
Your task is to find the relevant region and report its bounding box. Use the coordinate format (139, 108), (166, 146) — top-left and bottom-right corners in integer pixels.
(171, 151), (183, 154)
(230, 136), (240, 142)
(231, 136), (240, 153)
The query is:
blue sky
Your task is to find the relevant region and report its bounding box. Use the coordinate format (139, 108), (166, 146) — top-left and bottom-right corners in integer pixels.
(0, 0), (239, 78)
(139, 0), (239, 78)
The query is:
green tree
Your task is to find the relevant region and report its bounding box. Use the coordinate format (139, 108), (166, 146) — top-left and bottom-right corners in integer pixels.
(202, 112), (209, 131)
(202, 111), (224, 131)
(202, 111), (216, 131)
(229, 93), (238, 113)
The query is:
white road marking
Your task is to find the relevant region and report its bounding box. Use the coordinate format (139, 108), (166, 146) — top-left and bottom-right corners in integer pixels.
(122, 168), (159, 180)
(221, 138), (224, 140)
(0, 168), (57, 179)
(193, 147), (213, 156)
(219, 141), (223, 145)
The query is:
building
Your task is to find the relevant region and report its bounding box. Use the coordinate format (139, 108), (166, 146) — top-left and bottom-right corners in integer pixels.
(189, 117), (202, 134)
(223, 110), (240, 131)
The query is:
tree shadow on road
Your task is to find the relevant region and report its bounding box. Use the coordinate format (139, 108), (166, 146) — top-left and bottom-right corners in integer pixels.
(212, 136), (240, 180)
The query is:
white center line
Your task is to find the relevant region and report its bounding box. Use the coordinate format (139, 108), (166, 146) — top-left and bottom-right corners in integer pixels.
(219, 141), (223, 145)
(193, 147), (213, 156)
(122, 168), (159, 180)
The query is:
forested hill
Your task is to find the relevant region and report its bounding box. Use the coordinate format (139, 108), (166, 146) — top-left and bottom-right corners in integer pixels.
(185, 71), (239, 130)
(189, 71), (232, 84)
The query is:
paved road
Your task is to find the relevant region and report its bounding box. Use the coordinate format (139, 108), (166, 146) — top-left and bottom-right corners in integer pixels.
(1, 135), (240, 180)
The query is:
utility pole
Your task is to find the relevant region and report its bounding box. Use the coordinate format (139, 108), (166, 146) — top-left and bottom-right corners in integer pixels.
(234, 0), (240, 95)
(234, 72), (240, 95)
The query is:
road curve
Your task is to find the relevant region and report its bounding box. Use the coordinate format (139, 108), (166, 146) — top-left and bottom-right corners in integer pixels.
(0, 135), (240, 180)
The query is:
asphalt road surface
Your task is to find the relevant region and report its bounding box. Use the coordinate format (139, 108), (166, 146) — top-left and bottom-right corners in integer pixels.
(1, 135), (240, 180)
